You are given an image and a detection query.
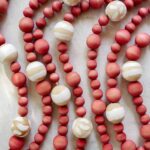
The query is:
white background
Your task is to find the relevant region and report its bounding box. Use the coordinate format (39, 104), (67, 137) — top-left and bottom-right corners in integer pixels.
(0, 0), (150, 149)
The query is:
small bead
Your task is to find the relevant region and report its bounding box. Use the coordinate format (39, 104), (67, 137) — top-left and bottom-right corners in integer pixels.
(49, 73), (59, 83)
(121, 140), (136, 150)
(23, 7), (34, 18)
(18, 97), (28, 106)
(113, 123), (124, 133)
(73, 87), (83, 96)
(89, 0), (104, 9)
(140, 114), (150, 124)
(97, 125), (106, 134)
(140, 124), (150, 140)
(36, 18), (46, 28)
(0, 0), (8, 14)
(93, 89), (103, 99)
(138, 8), (148, 17)
(43, 7), (54, 18)
(90, 80), (100, 89)
(111, 43), (121, 53)
(42, 116), (52, 126)
(98, 15), (109, 26)
(75, 97), (85, 106)
(59, 116), (69, 125)
(58, 126), (68, 135)
(133, 96), (143, 106)
(107, 78), (117, 87)
(18, 106), (28, 116)
(33, 29), (43, 39)
(34, 133), (44, 144)
(42, 96), (51, 105)
(136, 104), (146, 115)
(52, 1), (62, 12)
(58, 106), (69, 115)
(116, 132), (126, 142)
(64, 13), (74, 23)
(29, 142), (40, 150)
(76, 107), (86, 117)
(11, 62), (21, 73)
(81, 1), (90, 12)
(92, 24), (102, 34)
(125, 22), (136, 33)
(64, 63), (73, 73)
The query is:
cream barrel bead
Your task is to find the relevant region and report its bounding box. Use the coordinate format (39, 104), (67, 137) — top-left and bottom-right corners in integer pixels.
(106, 103), (125, 124)
(122, 61), (142, 82)
(51, 85), (71, 106)
(53, 21), (74, 41)
(105, 1), (127, 22)
(72, 118), (93, 138)
(11, 116), (30, 137)
(26, 61), (47, 82)
(63, 0), (80, 6)
(0, 43), (18, 63)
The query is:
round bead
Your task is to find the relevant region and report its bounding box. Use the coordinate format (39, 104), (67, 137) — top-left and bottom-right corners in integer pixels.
(0, 0), (8, 14)
(72, 118), (93, 138)
(122, 61), (142, 81)
(105, 1), (127, 22)
(51, 85), (71, 106)
(121, 140), (136, 150)
(54, 21), (74, 41)
(140, 124), (150, 140)
(89, 0), (104, 9)
(0, 44), (18, 63)
(26, 61), (47, 82)
(63, 0), (80, 6)
(106, 103), (125, 124)
(11, 116), (30, 137)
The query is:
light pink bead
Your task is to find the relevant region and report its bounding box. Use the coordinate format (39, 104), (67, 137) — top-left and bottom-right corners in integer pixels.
(75, 97), (85, 106)
(124, 0), (134, 9)
(64, 13), (74, 22)
(132, 15), (142, 25)
(92, 24), (102, 34)
(111, 43), (121, 53)
(125, 22), (136, 33)
(34, 133), (44, 144)
(121, 140), (136, 150)
(138, 8), (148, 17)
(43, 7), (54, 18)
(23, 7), (34, 18)
(49, 73), (59, 83)
(140, 124), (150, 140)
(98, 15), (109, 26)
(93, 89), (103, 99)
(18, 97), (28, 106)
(76, 107), (86, 117)
(33, 29), (43, 39)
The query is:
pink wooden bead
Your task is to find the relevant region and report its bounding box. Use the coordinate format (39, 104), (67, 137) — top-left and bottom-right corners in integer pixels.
(43, 7), (54, 18)
(100, 134), (110, 144)
(0, 34), (5, 45)
(76, 139), (86, 148)
(87, 60), (97, 69)
(42, 96), (51, 105)
(23, 33), (33, 42)
(64, 13), (74, 23)
(26, 52), (37, 62)
(46, 63), (56, 73)
(18, 87), (28, 96)
(95, 115), (104, 124)
(9, 136), (24, 150)
(88, 50), (97, 59)
(53, 135), (68, 150)
(111, 43), (121, 53)
(92, 24), (102, 34)
(49, 73), (59, 83)
(81, 1), (90, 12)
(106, 63), (120, 78)
(86, 34), (101, 49)
(57, 42), (68, 53)
(128, 82), (143, 97)
(18, 97), (28, 106)
(89, 0), (104, 9)
(34, 133), (44, 144)
(59, 54), (69, 63)
(66, 72), (81, 87)
(92, 100), (106, 115)
(106, 88), (121, 103)
(97, 125), (106, 134)
(23, 7), (34, 18)
(126, 45), (141, 60)
(88, 70), (98, 80)
(136, 104), (146, 115)
(93, 89), (103, 99)
(76, 107), (86, 117)
(113, 123), (124, 133)
(29, 142), (40, 150)
(132, 15), (142, 25)
(140, 114), (150, 124)
(38, 124), (48, 135)
(25, 43), (34, 52)
(52, 1), (62, 12)
(73, 87), (83, 96)
(121, 140), (136, 150)
(58, 106), (68, 115)
(0, 0), (8, 14)
(107, 52), (117, 62)
(58, 126), (68, 135)
(19, 17), (34, 33)
(98, 15), (109, 26)
(11, 62), (21, 73)
(18, 106), (28, 116)
(125, 22), (136, 33)
(90, 80), (100, 89)
(42, 116), (52, 126)
(43, 106), (52, 115)
(29, 0), (39, 10)
(135, 33), (150, 48)
(133, 96), (143, 106)
(138, 8), (148, 17)
(107, 78), (117, 87)
(103, 144), (113, 150)
(63, 63), (73, 73)
(71, 6), (81, 17)
(124, 0), (134, 9)
(116, 132), (126, 142)
(38, 0), (48, 4)
(144, 141), (150, 150)
(36, 18), (46, 28)
(42, 54), (52, 64)
(59, 116), (69, 125)
(75, 97), (85, 106)
(115, 29), (131, 45)
(140, 124), (150, 140)
(137, 146), (145, 150)
(33, 29), (43, 39)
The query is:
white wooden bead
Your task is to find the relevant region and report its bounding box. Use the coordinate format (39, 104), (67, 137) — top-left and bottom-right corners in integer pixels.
(63, 0), (80, 6)
(105, 1), (127, 22)
(106, 103), (125, 124)
(122, 61), (142, 81)
(0, 43), (18, 63)
(51, 85), (71, 106)
(26, 61), (47, 82)
(53, 21), (74, 41)
(72, 118), (93, 138)
(11, 117), (30, 137)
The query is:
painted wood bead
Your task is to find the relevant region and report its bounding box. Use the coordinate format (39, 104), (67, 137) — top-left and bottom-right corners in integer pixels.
(72, 118), (93, 138)
(53, 21), (74, 41)
(63, 0), (80, 6)
(51, 85), (71, 106)
(11, 117), (30, 137)
(26, 61), (47, 82)
(0, 44), (18, 63)
(105, 1), (127, 22)
(106, 103), (125, 124)
(122, 61), (142, 82)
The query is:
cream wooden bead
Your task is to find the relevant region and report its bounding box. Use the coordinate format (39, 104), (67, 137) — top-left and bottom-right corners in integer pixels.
(122, 61), (142, 82)
(106, 103), (125, 124)
(105, 1), (127, 22)
(26, 61), (47, 82)
(11, 117), (30, 137)
(63, 0), (80, 6)
(0, 43), (18, 63)
(53, 21), (74, 41)
(72, 118), (93, 138)
(51, 85), (71, 106)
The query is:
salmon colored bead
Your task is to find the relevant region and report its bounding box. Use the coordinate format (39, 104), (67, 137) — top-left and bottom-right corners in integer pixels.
(46, 63), (56, 73)
(89, 0), (104, 9)
(57, 42), (68, 53)
(138, 8), (148, 17)
(64, 63), (73, 73)
(126, 45), (141, 60)
(140, 114), (150, 124)
(113, 123), (124, 133)
(76, 107), (86, 117)
(92, 24), (102, 34)
(18, 106), (28, 116)
(106, 88), (121, 103)
(64, 13), (74, 23)
(58, 106), (69, 115)
(93, 89), (103, 99)
(53, 135), (67, 150)
(59, 116), (69, 125)
(42, 116), (52, 126)
(76, 139), (86, 148)
(75, 97), (85, 106)
(38, 124), (48, 135)
(23, 7), (34, 18)
(52, 1), (62, 12)
(19, 17), (34, 33)
(106, 63), (120, 78)
(97, 125), (106, 134)
(43, 106), (52, 115)
(59, 54), (69, 63)
(95, 115), (105, 124)
(135, 33), (150, 48)
(116, 132), (126, 142)
(9, 136), (25, 150)
(92, 100), (106, 115)
(43, 7), (54, 18)
(29, 0), (39, 10)
(132, 15), (142, 25)
(33, 29), (43, 39)
(121, 140), (136, 150)
(42, 96), (51, 105)
(36, 18), (46, 28)
(11, 62), (21, 73)
(81, 1), (90, 12)
(58, 126), (68, 135)
(111, 43), (121, 53)
(18, 97), (28, 106)
(29, 142), (40, 150)
(34, 133), (44, 144)
(49, 73), (59, 82)
(0, 0), (8, 14)
(25, 43), (34, 52)
(124, 0), (134, 9)
(87, 60), (97, 69)
(26, 52), (37, 62)
(100, 134), (110, 144)
(86, 34), (101, 49)
(137, 146), (145, 150)
(103, 144), (113, 150)
(107, 78), (117, 87)
(91, 80), (101, 89)
(125, 22), (136, 33)
(12, 72), (26, 88)
(73, 87), (83, 96)
(71, 6), (81, 17)
(88, 70), (98, 80)
(136, 104), (146, 115)
(42, 54), (52, 64)
(66, 72), (81, 87)
(23, 33), (33, 42)
(128, 82), (143, 97)
(115, 29), (131, 45)
(98, 15), (109, 26)
(144, 141), (150, 149)
(88, 50), (97, 59)
(133, 96), (143, 106)
(141, 125), (150, 140)
(18, 87), (28, 96)
(107, 52), (117, 62)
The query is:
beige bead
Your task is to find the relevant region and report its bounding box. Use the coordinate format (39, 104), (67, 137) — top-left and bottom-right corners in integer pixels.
(51, 85), (71, 106)
(122, 61), (142, 81)
(63, 0), (80, 6)
(0, 43), (18, 63)
(26, 61), (47, 82)
(53, 21), (74, 41)
(72, 118), (93, 138)
(105, 1), (127, 22)
(11, 116), (30, 137)
(106, 103), (125, 124)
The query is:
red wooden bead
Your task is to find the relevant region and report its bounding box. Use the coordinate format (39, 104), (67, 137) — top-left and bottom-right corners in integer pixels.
(29, 0), (39, 10)
(11, 62), (21, 73)
(33, 29), (43, 39)
(58, 126), (68, 135)
(103, 144), (113, 150)
(42, 54), (52, 64)
(58, 106), (68, 115)
(75, 97), (85, 106)
(43, 106), (52, 115)
(64, 63), (73, 73)
(88, 50), (97, 59)
(0, 34), (5, 45)
(144, 141), (150, 149)
(23, 33), (33, 42)
(29, 142), (40, 150)
(140, 114), (150, 124)
(42, 116), (52, 126)
(59, 116), (69, 125)
(38, 124), (48, 135)
(92, 24), (102, 34)
(57, 42), (68, 53)
(0, 0), (8, 14)
(76, 139), (86, 148)
(76, 107), (86, 117)
(23, 7), (34, 18)
(133, 96), (143, 106)
(34, 133), (44, 144)
(93, 89), (103, 99)
(26, 52), (37, 62)
(64, 13), (74, 23)
(138, 8), (148, 17)
(89, 0), (104, 9)
(38, 0), (48, 4)
(88, 70), (98, 80)
(121, 140), (136, 150)
(107, 78), (117, 87)
(18, 106), (28, 116)
(81, 1), (90, 12)
(95, 115), (104, 124)
(52, 1), (62, 12)
(111, 43), (121, 53)
(141, 125), (150, 140)
(42, 96), (51, 105)
(98, 15), (109, 26)
(97, 125), (107, 134)
(43, 7), (54, 18)
(49, 73), (59, 83)
(136, 104), (146, 115)
(59, 54), (69, 63)
(125, 22), (136, 33)
(71, 6), (81, 17)
(18, 87), (27, 96)
(113, 123), (124, 133)
(46, 63), (56, 73)
(91, 80), (101, 89)
(25, 43), (34, 52)
(36, 18), (46, 28)
(107, 52), (117, 62)
(132, 15), (142, 25)
(100, 134), (110, 144)
(18, 97), (28, 106)
(124, 0), (134, 9)
(73, 87), (83, 96)
(87, 60), (97, 69)
(116, 132), (126, 142)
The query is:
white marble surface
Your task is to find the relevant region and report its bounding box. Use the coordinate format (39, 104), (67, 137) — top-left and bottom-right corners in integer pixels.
(0, 0), (150, 150)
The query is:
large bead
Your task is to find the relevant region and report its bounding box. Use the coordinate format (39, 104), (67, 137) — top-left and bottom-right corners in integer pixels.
(106, 103), (125, 124)
(72, 118), (93, 138)
(26, 61), (47, 82)
(51, 85), (71, 106)
(53, 21), (74, 41)
(63, 0), (80, 6)
(0, 44), (18, 63)
(105, 1), (127, 22)
(122, 61), (142, 82)
(11, 117), (30, 137)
